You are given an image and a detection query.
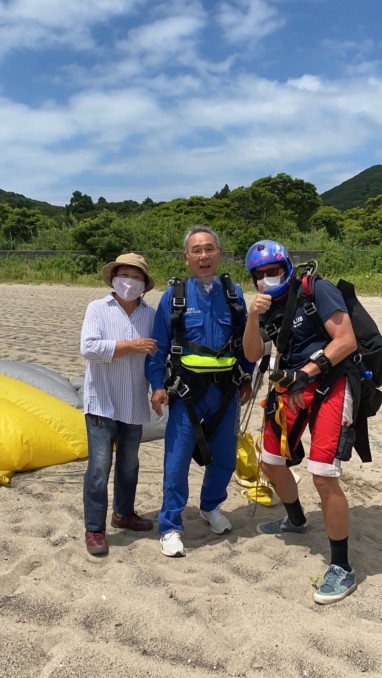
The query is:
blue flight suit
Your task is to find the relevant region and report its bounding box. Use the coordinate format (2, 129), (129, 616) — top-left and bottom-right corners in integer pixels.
(145, 276), (254, 534)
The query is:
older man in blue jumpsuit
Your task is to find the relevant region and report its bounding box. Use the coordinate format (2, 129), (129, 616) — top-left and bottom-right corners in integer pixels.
(146, 226), (254, 557)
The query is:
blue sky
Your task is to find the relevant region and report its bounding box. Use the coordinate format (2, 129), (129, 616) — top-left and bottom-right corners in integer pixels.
(0, 0), (381, 206)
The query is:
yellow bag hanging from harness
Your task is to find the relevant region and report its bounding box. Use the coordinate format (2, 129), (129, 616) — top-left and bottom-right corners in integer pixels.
(234, 381), (280, 507)
(236, 429), (259, 483)
(235, 429), (278, 507)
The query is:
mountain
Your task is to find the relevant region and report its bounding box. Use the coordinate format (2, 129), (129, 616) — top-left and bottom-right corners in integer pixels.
(321, 165), (382, 210)
(0, 188), (66, 219)
(2, 165), (382, 219)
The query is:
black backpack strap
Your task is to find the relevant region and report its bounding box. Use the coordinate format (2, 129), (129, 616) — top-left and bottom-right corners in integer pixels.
(220, 273), (244, 354)
(169, 277), (187, 370)
(275, 272), (300, 357)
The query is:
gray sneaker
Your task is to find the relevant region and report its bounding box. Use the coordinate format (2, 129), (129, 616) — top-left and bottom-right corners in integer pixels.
(256, 515), (308, 535)
(200, 508), (232, 534)
(313, 565), (357, 604)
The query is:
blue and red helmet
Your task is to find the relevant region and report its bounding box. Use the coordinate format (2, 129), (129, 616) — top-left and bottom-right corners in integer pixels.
(245, 240), (294, 299)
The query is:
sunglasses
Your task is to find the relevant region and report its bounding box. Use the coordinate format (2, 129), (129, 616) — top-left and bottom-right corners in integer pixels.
(252, 266), (283, 281)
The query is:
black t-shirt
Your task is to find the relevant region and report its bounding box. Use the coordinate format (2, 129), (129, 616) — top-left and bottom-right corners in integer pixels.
(262, 279), (348, 370)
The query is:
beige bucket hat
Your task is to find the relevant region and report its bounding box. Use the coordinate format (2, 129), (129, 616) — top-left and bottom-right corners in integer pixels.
(102, 253), (155, 292)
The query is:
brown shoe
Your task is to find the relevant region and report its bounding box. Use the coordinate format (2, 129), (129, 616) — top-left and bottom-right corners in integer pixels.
(111, 511), (153, 532)
(85, 530), (109, 556)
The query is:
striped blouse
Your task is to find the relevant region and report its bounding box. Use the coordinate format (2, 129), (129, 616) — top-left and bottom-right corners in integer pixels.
(80, 293), (156, 424)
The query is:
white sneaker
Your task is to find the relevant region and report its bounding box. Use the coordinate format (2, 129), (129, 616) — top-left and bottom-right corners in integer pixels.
(160, 530), (186, 557)
(200, 508), (232, 534)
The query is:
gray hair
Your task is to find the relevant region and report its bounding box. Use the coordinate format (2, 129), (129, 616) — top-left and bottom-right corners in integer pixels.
(183, 225), (221, 252)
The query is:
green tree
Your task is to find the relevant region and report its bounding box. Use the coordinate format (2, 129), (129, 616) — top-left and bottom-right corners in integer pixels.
(309, 206), (343, 239)
(253, 173), (322, 230)
(2, 208), (57, 247)
(67, 191), (95, 214)
(213, 183), (230, 199)
(72, 210), (135, 260)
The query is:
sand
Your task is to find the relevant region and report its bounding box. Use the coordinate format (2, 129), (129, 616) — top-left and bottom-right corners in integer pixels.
(0, 283), (381, 678)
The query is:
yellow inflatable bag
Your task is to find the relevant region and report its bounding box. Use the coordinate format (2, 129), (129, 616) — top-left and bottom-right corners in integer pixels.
(0, 375), (87, 485)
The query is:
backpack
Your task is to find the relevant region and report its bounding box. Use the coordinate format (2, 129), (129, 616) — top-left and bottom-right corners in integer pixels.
(296, 267), (382, 461)
(299, 271), (382, 388)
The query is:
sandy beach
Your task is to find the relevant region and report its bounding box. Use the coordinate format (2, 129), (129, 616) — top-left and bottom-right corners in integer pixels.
(0, 283), (381, 678)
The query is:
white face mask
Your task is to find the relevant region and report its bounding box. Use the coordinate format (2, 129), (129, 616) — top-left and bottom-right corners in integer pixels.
(112, 276), (145, 301)
(261, 275), (282, 292)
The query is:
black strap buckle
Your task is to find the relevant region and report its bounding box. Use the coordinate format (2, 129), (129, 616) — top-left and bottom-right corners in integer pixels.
(171, 345), (183, 355)
(173, 297), (186, 308)
(315, 384), (330, 399)
(303, 302), (317, 316)
(267, 323), (279, 339)
(177, 383), (190, 398)
(226, 289), (238, 300)
(233, 373), (241, 386)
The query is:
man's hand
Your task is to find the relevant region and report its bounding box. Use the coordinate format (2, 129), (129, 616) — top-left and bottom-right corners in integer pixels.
(239, 381), (252, 406)
(151, 388), (169, 416)
(248, 290), (272, 317)
(269, 369), (309, 414)
(270, 368), (309, 392)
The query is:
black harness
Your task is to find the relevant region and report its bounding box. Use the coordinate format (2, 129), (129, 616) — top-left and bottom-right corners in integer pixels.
(264, 267), (381, 464)
(167, 274), (246, 466)
(265, 262), (382, 466)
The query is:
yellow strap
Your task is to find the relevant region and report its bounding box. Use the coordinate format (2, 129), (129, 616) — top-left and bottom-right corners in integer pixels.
(180, 354), (237, 373)
(273, 384), (292, 460)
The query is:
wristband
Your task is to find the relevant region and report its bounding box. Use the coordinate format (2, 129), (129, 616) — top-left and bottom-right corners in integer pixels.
(309, 349), (332, 376)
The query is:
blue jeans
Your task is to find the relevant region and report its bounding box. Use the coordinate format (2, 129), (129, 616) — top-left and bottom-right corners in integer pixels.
(83, 414), (142, 531)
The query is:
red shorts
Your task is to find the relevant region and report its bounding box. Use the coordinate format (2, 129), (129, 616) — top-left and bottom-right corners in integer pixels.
(263, 376), (353, 475)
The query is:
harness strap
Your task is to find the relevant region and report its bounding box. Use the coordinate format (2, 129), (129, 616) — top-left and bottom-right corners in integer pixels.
(183, 394), (213, 467)
(170, 277), (187, 370)
(168, 369), (239, 466)
(192, 376), (238, 466)
(220, 272), (244, 348)
(265, 388), (307, 467)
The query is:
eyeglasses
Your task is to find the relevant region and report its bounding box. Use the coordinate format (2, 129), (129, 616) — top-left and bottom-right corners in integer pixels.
(252, 266), (282, 281)
(187, 246), (219, 257)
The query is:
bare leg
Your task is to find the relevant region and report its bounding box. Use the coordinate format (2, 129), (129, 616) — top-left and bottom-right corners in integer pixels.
(262, 462), (299, 503)
(313, 475), (349, 540)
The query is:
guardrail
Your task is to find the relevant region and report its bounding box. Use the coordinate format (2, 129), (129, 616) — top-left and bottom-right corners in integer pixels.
(0, 249), (325, 262)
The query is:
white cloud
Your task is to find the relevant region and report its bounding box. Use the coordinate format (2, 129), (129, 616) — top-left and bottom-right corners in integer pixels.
(3, 70), (382, 202)
(216, 0), (285, 43)
(0, 1), (381, 203)
(0, 0), (139, 57)
(287, 75), (324, 92)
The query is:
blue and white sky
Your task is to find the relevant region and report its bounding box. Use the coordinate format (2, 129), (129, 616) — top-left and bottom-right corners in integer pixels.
(0, 0), (381, 205)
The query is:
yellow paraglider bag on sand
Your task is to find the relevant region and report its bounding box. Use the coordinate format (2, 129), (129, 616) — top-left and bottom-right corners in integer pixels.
(0, 374), (88, 485)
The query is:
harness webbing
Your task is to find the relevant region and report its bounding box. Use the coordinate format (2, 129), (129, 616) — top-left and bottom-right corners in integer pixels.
(167, 274), (245, 466)
(263, 264), (377, 464)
